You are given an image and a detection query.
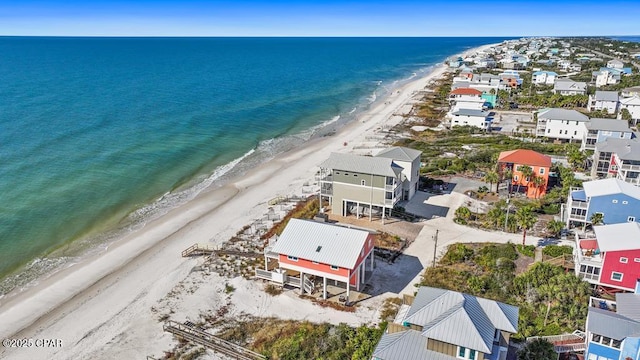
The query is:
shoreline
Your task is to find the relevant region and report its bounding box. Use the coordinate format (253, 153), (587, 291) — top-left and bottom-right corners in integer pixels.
(0, 42), (500, 359)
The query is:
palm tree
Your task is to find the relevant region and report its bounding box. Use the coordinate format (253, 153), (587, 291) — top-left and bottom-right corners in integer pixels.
(531, 175), (546, 199)
(547, 220), (565, 238)
(502, 168), (513, 195)
(455, 206), (472, 224)
(484, 170), (499, 194)
(516, 165), (534, 195)
(518, 338), (555, 360)
(515, 206), (538, 245)
(590, 212), (605, 226)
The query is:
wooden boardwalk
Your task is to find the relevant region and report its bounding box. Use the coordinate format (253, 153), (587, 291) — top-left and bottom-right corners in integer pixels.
(181, 244), (216, 257)
(163, 321), (266, 360)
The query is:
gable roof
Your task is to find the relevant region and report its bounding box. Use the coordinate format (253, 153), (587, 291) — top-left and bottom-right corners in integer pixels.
(375, 147), (422, 162)
(594, 90), (619, 102)
(594, 222), (640, 252)
(498, 149), (552, 168)
(587, 307), (640, 340)
(582, 178), (640, 201)
(450, 88), (483, 96)
(553, 79), (587, 92)
(621, 95), (640, 106)
(270, 219), (370, 269)
(319, 153), (402, 177)
(616, 293), (640, 322)
(372, 330), (455, 360)
(596, 138), (640, 161)
(537, 108), (589, 122)
(398, 287), (518, 353)
(586, 118), (631, 132)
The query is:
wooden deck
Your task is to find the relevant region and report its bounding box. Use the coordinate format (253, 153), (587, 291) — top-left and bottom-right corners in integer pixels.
(163, 321), (266, 360)
(181, 243), (215, 257)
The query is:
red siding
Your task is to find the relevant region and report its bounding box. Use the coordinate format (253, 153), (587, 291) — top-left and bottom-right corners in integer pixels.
(277, 234), (375, 282)
(600, 249), (640, 290)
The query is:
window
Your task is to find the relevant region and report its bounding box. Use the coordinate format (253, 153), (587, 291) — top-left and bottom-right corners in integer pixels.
(620, 257), (628, 263)
(611, 272), (623, 281)
(623, 201), (629, 204)
(559, 129), (562, 134)
(576, 121), (579, 126)
(330, 265), (339, 270)
(287, 256), (298, 262)
(514, 175), (519, 181)
(564, 130), (568, 135)
(629, 216), (636, 222)
(361, 179), (366, 186)
(635, 258), (640, 263)
(612, 199), (618, 203)
(456, 346), (476, 360)
(547, 128), (551, 133)
(539, 168), (545, 175)
(574, 131), (577, 136)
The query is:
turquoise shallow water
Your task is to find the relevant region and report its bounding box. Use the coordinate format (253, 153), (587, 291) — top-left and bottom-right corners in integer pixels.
(0, 37), (507, 294)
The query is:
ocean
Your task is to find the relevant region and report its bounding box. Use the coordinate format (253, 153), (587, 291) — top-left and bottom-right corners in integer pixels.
(0, 37), (506, 295)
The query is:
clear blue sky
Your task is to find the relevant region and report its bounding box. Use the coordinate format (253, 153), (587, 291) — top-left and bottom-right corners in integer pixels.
(1, 0), (638, 37)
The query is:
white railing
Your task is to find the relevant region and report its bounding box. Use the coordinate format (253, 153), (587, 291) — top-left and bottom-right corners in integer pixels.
(620, 163), (640, 171)
(255, 269), (275, 281)
(578, 272), (601, 281)
(385, 184), (397, 191)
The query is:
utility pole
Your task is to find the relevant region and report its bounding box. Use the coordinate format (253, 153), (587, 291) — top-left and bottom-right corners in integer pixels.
(432, 229), (439, 267)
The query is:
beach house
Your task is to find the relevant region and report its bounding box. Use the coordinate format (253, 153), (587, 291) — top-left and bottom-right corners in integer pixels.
(259, 219), (375, 300)
(592, 138), (640, 185)
(607, 59), (625, 69)
(318, 148), (421, 219)
(581, 118), (634, 151)
(450, 109), (492, 130)
(619, 95), (640, 123)
(532, 70), (557, 85)
(588, 91), (620, 115)
(553, 79), (587, 96)
(449, 88), (485, 110)
(593, 69), (621, 88)
(497, 149), (551, 198)
(536, 108), (590, 142)
(584, 292), (640, 360)
(565, 178), (640, 228)
(574, 222), (640, 292)
(371, 286), (518, 360)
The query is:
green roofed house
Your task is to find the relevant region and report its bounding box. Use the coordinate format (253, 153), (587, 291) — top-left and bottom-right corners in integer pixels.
(318, 147), (421, 220)
(372, 287), (519, 360)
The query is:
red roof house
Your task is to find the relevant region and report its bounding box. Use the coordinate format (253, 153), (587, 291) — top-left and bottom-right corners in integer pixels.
(450, 88), (483, 97)
(498, 149), (552, 199)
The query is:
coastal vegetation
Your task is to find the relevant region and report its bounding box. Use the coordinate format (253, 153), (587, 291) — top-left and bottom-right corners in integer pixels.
(419, 243), (591, 339)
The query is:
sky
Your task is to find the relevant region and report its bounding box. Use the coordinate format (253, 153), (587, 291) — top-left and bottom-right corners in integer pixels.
(0, 0), (638, 37)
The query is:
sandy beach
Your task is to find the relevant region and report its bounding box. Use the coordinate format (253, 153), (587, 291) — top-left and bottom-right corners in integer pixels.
(0, 43), (501, 360)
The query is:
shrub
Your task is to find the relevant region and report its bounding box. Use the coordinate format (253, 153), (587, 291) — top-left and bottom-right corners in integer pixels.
(225, 283), (235, 294)
(517, 244), (536, 258)
(441, 244), (474, 264)
(542, 245), (573, 258)
(264, 284), (283, 296)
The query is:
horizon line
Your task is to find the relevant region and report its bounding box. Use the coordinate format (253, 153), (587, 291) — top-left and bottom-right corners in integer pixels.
(1, 34), (638, 38)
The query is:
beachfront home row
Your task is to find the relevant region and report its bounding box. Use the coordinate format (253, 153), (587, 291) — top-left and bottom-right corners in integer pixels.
(497, 149), (551, 199)
(584, 292), (640, 360)
(574, 222), (640, 292)
(565, 178), (640, 228)
(258, 218), (375, 300)
(372, 287), (519, 360)
(318, 147), (421, 219)
(592, 138), (640, 185)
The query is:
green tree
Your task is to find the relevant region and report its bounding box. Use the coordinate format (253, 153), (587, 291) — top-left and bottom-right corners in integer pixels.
(515, 206), (538, 245)
(517, 338), (556, 360)
(621, 108), (633, 125)
(517, 165), (534, 195)
(590, 212), (604, 226)
(531, 175), (546, 199)
(547, 220), (565, 238)
(484, 170), (500, 193)
(455, 206), (472, 224)
(503, 168), (513, 195)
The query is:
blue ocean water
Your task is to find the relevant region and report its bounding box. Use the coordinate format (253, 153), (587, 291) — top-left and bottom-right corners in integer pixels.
(0, 37), (506, 294)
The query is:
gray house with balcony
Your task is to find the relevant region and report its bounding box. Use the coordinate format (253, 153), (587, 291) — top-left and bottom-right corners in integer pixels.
(592, 138), (640, 185)
(318, 152), (404, 220)
(581, 118), (634, 151)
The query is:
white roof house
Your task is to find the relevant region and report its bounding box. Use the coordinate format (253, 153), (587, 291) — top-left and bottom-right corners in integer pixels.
(607, 59), (625, 69)
(271, 219), (370, 269)
(373, 287), (518, 360)
(593, 222), (640, 252)
(582, 178), (640, 200)
(537, 108), (590, 141)
(553, 79), (587, 95)
(620, 95), (640, 121)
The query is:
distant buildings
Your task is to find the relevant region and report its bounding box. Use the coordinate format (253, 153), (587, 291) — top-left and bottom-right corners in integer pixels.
(553, 79), (587, 96)
(372, 287), (518, 360)
(607, 59), (625, 69)
(532, 70), (557, 85)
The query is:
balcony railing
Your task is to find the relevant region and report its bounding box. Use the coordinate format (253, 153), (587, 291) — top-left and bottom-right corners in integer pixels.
(569, 200), (589, 209)
(385, 184), (397, 191)
(578, 272), (600, 281)
(620, 163), (640, 171)
(568, 214), (587, 221)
